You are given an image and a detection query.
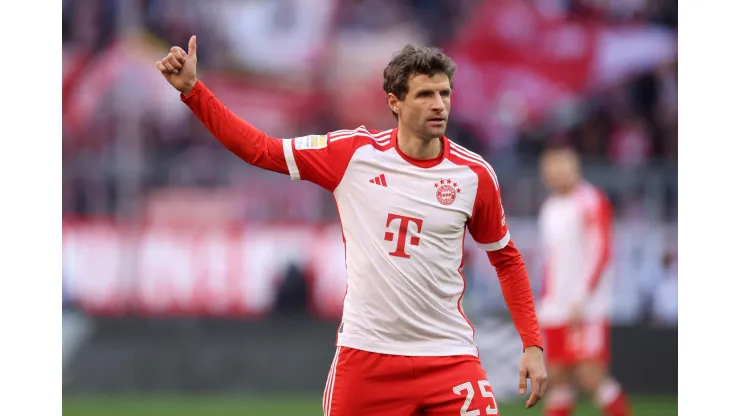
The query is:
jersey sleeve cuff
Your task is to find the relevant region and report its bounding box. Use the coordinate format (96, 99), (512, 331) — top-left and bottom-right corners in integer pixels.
(523, 340), (544, 352)
(282, 139), (301, 180)
(475, 231), (510, 251)
(180, 79), (205, 101)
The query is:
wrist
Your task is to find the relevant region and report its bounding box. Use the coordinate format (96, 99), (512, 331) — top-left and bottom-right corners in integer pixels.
(180, 78), (198, 96)
(524, 345), (543, 353)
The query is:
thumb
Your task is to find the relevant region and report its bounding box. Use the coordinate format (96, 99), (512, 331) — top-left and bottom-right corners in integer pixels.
(518, 368), (528, 395)
(188, 35), (197, 59)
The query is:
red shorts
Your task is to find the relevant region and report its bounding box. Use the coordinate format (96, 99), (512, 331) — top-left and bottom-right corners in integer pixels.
(542, 321), (610, 366)
(323, 346), (500, 416)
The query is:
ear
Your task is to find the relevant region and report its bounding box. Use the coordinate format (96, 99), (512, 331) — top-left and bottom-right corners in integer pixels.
(387, 93), (401, 116)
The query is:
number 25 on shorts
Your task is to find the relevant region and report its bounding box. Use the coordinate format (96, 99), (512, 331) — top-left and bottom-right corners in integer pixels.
(453, 380), (498, 415)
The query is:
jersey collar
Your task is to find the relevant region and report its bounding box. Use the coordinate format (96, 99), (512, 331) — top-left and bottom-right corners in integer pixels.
(391, 128), (449, 169)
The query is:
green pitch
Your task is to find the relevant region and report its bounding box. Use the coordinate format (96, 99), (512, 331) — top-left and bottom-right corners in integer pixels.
(63, 394), (677, 416)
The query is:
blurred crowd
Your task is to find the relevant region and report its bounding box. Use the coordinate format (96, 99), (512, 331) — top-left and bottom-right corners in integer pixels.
(62, 0), (677, 222)
(62, 0), (678, 329)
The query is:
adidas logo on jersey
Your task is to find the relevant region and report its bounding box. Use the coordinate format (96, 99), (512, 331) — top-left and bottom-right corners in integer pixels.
(369, 174), (387, 187)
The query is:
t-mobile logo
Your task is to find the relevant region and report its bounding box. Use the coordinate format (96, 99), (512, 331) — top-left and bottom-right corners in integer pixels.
(384, 213), (423, 258)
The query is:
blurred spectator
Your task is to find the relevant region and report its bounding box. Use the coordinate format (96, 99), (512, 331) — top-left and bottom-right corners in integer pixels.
(63, 0), (677, 222)
(273, 263), (310, 317)
(608, 115), (652, 169)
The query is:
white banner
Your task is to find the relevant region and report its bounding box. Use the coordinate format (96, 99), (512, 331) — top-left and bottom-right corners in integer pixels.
(63, 218), (676, 322)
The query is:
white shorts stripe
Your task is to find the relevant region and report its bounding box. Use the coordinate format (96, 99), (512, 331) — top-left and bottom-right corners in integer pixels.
(323, 347), (341, 415)
(282, 139), (300, 180)
(583, 322), (605, 355)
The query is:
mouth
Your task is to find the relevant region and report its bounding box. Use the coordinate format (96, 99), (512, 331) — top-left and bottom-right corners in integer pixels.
(427, 117), (446, 125)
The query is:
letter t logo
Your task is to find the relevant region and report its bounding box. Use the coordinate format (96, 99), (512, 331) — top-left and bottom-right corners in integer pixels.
(384, 213), (423, 258)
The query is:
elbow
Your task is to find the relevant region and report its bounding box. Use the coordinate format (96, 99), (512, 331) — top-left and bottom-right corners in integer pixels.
(487, 245), (527, 283)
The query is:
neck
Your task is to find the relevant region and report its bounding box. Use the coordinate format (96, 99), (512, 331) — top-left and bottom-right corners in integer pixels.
(555, 180), (581, 196)
(396, 126), (442, 160)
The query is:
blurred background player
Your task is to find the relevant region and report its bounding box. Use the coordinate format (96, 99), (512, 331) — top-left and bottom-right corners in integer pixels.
(537, 147), (632, 416)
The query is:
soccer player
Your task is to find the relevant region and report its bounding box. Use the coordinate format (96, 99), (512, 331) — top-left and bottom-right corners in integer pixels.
(537, 147), (632, 416)
(156, 35), (547, 415)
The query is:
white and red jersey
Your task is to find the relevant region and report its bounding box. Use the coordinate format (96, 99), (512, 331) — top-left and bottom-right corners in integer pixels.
(284, 126), (514, 356)
(181, 80), (542, 356)
(537, 182), (614, 327)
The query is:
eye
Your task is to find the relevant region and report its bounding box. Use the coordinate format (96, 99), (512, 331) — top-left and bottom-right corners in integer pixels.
(441, 90), (451, 97)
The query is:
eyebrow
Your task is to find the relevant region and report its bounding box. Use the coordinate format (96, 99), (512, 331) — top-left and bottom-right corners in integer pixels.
(415, 88), (452, 97)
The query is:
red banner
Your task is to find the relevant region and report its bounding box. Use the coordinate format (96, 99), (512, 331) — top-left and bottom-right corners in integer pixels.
(63, 218), (676, 321)
(444, 0), (598, 138)
(443, 0), (675, 148)
(63, 220), (346, 318)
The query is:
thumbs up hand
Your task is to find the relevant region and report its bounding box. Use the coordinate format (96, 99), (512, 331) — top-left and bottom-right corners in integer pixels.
(156, 35), (198, 95)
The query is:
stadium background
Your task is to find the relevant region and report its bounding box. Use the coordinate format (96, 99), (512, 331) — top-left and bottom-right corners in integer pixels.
(61, 0), (678, 414)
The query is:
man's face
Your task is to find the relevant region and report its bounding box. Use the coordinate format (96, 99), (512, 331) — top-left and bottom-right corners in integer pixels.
(390, 73), (451, 140)
(540, 150), (580, 194)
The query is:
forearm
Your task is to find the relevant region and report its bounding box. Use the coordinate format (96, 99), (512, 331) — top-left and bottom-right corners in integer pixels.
(487, 241), (543, 351)
(583, 197), (612, 295)
(181, 80), (289, 175)
(584, 234), (610, 295)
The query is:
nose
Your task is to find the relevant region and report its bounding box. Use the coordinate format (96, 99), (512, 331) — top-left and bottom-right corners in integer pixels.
(431, 93), (445, 112)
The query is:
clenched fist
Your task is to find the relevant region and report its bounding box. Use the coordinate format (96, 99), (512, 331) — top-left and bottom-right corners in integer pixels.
(156, 35), (198, 95)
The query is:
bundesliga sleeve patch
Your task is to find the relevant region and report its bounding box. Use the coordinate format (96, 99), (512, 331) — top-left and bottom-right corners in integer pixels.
(294, 134), (328, 150)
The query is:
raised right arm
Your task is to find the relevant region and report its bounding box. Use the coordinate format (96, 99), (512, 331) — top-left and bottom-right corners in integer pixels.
(181, 80), (289, 175)
(158, 36), (361, 190)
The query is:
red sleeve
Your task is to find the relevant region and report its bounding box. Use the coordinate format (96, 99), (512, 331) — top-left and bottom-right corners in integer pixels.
(467, 166), (510, 250)
(181, 80), (289, 175)
(583, 191), (612, 293)
(283, 128), (370, 192)
(467, 166), (542, 351)
(487, 240), (543, 351)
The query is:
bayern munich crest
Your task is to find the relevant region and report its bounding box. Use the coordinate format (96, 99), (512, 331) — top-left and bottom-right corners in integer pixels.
(434, 179), (461, 206)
